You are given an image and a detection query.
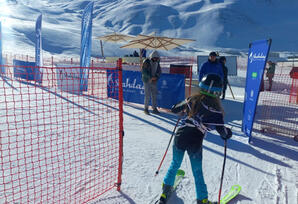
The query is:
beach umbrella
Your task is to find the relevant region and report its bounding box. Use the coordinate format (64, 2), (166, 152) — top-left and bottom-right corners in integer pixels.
(120, 33), (195, 51)
(96, 32), (136, 58)
(120, 33), (195, 67)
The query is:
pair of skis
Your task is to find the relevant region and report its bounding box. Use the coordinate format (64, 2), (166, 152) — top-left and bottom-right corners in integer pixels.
(155, 169), (241, 204)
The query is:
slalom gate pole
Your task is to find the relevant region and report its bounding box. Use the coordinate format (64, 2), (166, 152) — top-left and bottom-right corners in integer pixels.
(227, 82), (235, 99)
(155, 118), (181, 176)
(218, 139), (227, 203)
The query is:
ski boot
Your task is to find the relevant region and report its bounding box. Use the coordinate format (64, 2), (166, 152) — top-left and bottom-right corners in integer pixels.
(144, 108), (150, 115)
(152, 108), (160, 114)
(157, 183), (173, 204)
(197, 198), (218, 204)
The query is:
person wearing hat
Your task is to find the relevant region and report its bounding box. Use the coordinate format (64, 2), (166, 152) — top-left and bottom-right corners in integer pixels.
(141, 50), (162, 115)
(157, 74), (232, 204)
(198, 52), (224, 82)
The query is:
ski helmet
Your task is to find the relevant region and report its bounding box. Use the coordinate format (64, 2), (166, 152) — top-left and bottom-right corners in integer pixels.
(199, 74), (223, 97)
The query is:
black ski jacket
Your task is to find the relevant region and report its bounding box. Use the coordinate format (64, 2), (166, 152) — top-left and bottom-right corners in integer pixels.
(172, 99), (230, 153)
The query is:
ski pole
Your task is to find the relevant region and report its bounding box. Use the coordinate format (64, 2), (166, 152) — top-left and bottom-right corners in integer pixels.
(155, 118), (181, 176)
(218, 139), (227, 203)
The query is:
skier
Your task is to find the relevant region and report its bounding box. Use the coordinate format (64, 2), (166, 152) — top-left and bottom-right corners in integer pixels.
(158, 74), (232, 204)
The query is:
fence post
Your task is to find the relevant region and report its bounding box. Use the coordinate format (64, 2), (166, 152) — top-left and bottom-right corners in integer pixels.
(116, 58), (124, 191)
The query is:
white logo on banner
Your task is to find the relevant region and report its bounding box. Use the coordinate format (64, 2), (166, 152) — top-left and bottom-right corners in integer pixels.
(250, 90), (254, 98)
(249, 52), (266, 63)
(123, 78), (144, 90)
(107, 73), (119, 86)
(162, 80), (167, 87)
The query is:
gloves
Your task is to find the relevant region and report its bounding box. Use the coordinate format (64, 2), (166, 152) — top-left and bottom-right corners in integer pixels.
(171, 99), (187, 113)
(221, 127), (232, 140)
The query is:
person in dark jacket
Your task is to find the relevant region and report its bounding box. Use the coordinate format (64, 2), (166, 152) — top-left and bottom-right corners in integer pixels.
(157, 74), (232, 204)
(141, 50), (162, 115)
(198, 52), (224, 82)
(266, 60), (276, 91)
(219, 56), (229, 100)
(140, 49), (146, 58)
(133, 50), (139, 57)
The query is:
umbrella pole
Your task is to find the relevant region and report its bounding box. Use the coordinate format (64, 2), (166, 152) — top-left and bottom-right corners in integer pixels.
(139, 48), (143, 70)
(100, 40), (105, 59)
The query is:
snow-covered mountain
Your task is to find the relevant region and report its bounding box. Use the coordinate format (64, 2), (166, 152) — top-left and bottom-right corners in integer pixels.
(1, 0), (298, 57)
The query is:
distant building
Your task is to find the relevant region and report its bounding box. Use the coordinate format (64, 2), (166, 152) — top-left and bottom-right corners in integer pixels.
(287, 56), (298, 61)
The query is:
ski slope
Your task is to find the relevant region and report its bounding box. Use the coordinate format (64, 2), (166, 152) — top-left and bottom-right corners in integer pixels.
(1, 0), (298, 57)
(90, 76), (297, 204)
(0, 0), (298, 203)
(0, 65), (297, 204)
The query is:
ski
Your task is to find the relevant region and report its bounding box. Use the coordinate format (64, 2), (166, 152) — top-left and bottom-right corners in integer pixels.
(173, 169), (185, 189)
(154, 169), (185, 204)
(220, 184), (241, 204)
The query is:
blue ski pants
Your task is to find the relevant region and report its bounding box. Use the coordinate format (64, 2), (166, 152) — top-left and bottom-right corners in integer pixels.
(163, 144), (208, 200)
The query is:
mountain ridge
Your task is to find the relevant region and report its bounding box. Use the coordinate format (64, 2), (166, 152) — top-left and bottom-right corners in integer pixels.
(1, 0), (298, 56)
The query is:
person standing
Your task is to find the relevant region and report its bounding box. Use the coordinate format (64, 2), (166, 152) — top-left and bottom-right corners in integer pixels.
(157, 74), (232, 204)
(266, 60), (276, 91)
(141, 50), (162, 115)
(140, 49), (146, 58)
(133, 50), (139, 57)
(219, 56), (229, 100)
(198, 52), (224, 82)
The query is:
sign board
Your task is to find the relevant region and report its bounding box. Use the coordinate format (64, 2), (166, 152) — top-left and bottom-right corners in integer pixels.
(56, 64), (81, 94)
(107, 70), (185, 109)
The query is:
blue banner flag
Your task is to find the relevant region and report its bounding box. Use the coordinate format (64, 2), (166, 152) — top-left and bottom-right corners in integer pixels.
(107, 70), (185, 109)
(0, 21), (3, 74)
(242, 39), (272, 142)
(35, 14), (43, 83)
(80, 2), (94, 92)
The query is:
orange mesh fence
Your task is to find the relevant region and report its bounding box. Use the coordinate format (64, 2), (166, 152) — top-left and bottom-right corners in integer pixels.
(0, 60), (123, 203)
(254, 72), (298, 137)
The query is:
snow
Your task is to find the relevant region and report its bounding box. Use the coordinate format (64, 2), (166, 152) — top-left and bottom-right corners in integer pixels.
(1, 61), (297, 204)
(89, 77), (297, 203)
(0, 0), (298, 203)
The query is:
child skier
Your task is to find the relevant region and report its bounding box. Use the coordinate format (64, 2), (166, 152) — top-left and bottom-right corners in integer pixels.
(158, 74), (232, 204)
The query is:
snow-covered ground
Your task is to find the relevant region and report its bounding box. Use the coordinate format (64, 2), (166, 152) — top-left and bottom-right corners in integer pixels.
(91, 62), (296, 204)
(1, 61), (297, 204)
(1, 0), (298, 203)
(90, 78), (297, 204)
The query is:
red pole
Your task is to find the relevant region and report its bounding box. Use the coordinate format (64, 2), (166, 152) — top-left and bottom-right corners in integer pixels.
(117, 58), (124, 191)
